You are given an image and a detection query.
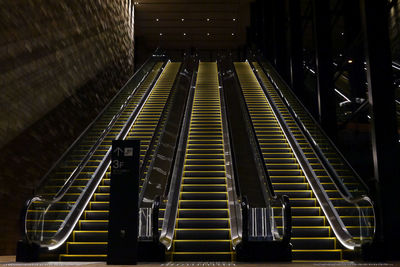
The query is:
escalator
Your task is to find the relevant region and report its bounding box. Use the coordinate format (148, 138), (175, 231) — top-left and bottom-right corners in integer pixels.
(167, 62), (235, 261)
(234, 61), (374, 262)
(21, 56), (183, 261)
(25, 61), (163, 248)
(58, 62), (181, 261)
(19, 52), (375, 263)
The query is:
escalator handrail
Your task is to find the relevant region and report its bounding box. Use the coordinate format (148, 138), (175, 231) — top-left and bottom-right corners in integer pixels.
(159, 61), (198, 250)
(231, 61), (291, 244)
(256, 58), (372, 202)
(249, 60), (375, 249)
(338, 100), (369, 129)
(21, 59), (168, 249)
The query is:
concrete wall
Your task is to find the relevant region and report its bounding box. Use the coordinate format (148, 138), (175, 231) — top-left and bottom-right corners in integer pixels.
(0, 0), (134, 255)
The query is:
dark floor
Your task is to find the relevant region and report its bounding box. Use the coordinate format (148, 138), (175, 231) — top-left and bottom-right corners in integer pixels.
(1, 256), (399, 267)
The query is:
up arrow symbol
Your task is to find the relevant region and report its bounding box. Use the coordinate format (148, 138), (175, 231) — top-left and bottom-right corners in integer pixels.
(113, 147), (124, 156)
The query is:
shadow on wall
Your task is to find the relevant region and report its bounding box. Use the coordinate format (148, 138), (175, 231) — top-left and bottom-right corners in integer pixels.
(0, 0), (134, 255)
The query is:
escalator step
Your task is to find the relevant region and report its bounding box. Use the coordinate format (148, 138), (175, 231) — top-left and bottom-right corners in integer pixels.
(74, 231), (107, 242)
(79, 221), (108, 231)
(274, 190), (312, 198)
(291, 237), (336, 249)
(177, 219), (229, 228)
(181, 185), (227, 192)
(182, 178), (227, 184)
(178, 209), (228, 218)
(90, 202), (109, 210)
(184, 172), (226, 177)
(175, 229), (230, 240)
(84, 211), (108, 220)
(186, 154), (224, 160)
(184, 165), (225, 171)
(290, 227), (330, 237)
(180, 192), (227, 200)
(268, 169), (302, 176)
(179, 200), (228, 209)
(273, 183), (309, 190)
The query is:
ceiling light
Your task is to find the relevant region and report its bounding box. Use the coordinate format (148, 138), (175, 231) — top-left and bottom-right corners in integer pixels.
(156, 18), (159, 21)
(134, 1), (139, 4)
(348, 59), (353, 64)
(232, 33), (235, 36)
(233, 18), (236, 21)
(159, 33), (163, 36)
(181, 18), (185, 21)
(207, 18), (210, 22)
(183, 33), (186, 36)
(207, 33), (210, 36)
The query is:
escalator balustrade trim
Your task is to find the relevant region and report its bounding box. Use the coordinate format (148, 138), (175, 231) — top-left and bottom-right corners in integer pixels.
(170, 62), (234, 261)
(58, 62), (181, 261)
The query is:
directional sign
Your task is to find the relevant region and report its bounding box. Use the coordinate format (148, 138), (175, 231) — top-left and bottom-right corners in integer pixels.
(113, 147), (124, 156)
(107, 140), (140, 265)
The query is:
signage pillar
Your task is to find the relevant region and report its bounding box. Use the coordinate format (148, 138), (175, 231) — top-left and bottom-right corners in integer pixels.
(107, 140), (140, 265)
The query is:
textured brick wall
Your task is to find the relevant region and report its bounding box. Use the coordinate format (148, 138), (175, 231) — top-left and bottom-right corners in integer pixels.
(0, 0), (134, 255)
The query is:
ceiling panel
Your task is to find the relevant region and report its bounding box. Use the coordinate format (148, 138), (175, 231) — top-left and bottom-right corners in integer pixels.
(134, 0), (251, 50)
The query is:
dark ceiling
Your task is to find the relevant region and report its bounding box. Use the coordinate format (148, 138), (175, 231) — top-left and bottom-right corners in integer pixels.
(134, 0), (252, 51)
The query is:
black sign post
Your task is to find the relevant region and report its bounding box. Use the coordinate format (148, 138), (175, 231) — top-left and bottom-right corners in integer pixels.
(107, 140), (140, 265)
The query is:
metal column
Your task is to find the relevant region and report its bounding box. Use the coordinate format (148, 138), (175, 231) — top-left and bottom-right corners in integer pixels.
(287, 0), (304, 100)
(343, 0), (366, 101)
(312, 0), (337, 137)
(273, 0), (289, 80)
(360, 0), (400, 260)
